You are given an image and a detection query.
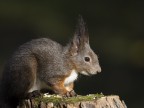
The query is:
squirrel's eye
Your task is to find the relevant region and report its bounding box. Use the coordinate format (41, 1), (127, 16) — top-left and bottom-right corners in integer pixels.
(84, 57), (90, 62)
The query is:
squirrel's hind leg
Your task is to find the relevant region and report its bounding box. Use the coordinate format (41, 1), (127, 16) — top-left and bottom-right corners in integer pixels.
(51, 80), (77, 97)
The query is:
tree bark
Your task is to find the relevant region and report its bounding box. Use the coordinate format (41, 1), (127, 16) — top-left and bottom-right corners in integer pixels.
(18, 94), (127, 108)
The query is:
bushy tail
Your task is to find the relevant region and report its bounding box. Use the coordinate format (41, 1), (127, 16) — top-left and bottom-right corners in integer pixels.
(0, 101), (13, 108)
(0, 82), (19, 108)
(0, 98), (19, 108)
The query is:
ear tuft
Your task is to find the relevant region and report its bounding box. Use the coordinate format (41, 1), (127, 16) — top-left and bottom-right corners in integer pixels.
(69, 15), (90, 56)
(75, 15), (89, 44)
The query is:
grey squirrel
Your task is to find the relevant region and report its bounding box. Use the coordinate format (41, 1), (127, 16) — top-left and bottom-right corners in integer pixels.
(0, 16), (101, 108)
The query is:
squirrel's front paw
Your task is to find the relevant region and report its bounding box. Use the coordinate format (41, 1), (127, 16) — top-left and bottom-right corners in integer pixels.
(65, 90), (77, 97)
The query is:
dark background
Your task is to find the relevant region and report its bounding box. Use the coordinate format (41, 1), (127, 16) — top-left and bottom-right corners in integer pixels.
(0, 1), (144, 108)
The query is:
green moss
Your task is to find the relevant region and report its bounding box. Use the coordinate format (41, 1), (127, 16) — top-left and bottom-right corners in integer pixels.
(34, 93), (104, 107)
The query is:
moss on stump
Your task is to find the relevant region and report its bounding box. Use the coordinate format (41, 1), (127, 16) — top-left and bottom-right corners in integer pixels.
(19, 93), (127, 108)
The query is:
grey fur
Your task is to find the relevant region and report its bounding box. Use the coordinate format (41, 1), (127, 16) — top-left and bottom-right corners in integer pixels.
(0, 16), (101, 108)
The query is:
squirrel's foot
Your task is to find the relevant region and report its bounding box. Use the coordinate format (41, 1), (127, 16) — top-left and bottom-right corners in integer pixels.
(65, 90), (77, 97)
(26, 90), (41, 99)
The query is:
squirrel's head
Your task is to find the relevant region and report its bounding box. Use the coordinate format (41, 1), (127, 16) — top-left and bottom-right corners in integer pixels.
(68, 16), (101, 76)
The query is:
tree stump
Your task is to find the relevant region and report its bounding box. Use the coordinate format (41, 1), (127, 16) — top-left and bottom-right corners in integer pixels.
(18, 94), (127, 108)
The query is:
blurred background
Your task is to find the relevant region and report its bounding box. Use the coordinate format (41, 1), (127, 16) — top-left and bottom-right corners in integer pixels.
(0, 1), (144, 107)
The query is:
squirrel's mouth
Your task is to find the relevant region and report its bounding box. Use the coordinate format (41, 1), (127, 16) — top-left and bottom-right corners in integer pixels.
(80, 71), (97, 76)
(80, 69), (102, 76)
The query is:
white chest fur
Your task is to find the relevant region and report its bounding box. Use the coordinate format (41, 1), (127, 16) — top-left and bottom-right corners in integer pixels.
(64, 70), (78, 85)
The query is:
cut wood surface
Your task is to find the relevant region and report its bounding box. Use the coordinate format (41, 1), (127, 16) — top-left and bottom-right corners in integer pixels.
(18, 94), (127, 108)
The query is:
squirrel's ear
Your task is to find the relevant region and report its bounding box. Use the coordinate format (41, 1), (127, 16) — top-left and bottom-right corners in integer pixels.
(69, 15), (89, 56)
(74, 15), (89, 44)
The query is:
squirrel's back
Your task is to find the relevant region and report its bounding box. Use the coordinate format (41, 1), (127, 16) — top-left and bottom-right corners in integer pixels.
(15, 38), (63, 57)
(1, 38), (70, 99)
(4, 37), (66, 75)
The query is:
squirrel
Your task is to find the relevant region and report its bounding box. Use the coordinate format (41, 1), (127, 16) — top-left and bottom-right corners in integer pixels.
(0, 16), (101, 108)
